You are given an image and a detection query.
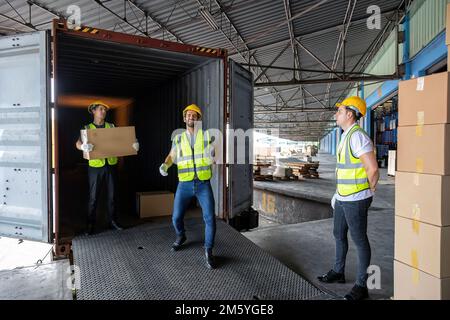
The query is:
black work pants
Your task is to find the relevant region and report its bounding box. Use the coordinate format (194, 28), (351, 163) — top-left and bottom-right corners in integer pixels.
(87, 164), (118, 225)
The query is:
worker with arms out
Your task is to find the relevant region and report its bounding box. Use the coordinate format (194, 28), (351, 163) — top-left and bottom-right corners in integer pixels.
(159, 104), (217, 269)
(317, 96), (379, 300)
(75, 101), (139, 235)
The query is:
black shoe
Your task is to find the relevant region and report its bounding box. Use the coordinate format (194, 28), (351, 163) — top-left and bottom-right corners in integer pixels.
(205, 248), (216, 269)
(317, 270), (346, 283)
(85, 223), (95, 236)
(171, 235), (186, 251)
(344, 284), (369, 300)
(110, 220), (123, 231)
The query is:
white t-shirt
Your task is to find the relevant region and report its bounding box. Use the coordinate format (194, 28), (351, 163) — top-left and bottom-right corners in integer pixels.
(334, 123), (374, 202)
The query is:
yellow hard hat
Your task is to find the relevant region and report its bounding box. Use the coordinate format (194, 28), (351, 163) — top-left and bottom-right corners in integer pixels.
(88, 101), (110, 114)
(336, 96), (367, 117)
(183, 104), (202, 119)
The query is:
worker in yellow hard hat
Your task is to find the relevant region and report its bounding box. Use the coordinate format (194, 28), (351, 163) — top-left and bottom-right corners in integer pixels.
(159, 104), (217, 269)
(75, 101), (139, 235)
(317, 96), (379, 300)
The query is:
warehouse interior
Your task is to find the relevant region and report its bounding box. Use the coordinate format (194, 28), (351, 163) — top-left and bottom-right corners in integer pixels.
(1, 0), (449, 301)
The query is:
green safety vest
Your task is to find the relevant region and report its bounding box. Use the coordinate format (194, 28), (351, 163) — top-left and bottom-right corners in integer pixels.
(336, 124), (370, 197)
(175, 129), (212, 182)
(85, 122), (118, 168)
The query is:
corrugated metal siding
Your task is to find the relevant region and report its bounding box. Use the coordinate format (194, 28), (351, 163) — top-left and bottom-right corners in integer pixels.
(409, 0), (449, 57)
(363, 29), (398, 98)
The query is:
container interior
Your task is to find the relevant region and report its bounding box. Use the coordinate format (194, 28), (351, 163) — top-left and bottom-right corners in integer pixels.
(55, 32), (224, 239)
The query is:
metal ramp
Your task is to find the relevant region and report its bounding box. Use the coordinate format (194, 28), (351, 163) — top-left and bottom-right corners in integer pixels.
(72, 219), (328, 300)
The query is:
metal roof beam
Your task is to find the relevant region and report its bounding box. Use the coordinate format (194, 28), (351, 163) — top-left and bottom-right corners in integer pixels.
(229, 9), (398, 57)
(196, 0), (289, 108)
(254, 75), (398, 86)
(283, 0), (305, 108)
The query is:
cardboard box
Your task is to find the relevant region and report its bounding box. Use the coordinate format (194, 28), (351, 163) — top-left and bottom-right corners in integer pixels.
(387, 150), (396, 176)
(80, 126), (137, 160)
(397, 124), (450, 175)
(394, 260), (450, 300)
(395, 172), (450, 226)
(136, 191), (174, 218)
(398, 72), (450, 126)
(447, 4), (450, 45)
(395, 215), (450, 278)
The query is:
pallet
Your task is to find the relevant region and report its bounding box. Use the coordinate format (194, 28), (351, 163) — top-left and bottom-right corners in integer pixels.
(273, 175), (299, 181)
(254, 174), (274, 181)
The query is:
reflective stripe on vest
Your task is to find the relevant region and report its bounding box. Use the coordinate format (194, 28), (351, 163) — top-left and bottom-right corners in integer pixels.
(336, 124), (370, 196)
(86, 122), (118, 168)
(175, 129), (212, 182)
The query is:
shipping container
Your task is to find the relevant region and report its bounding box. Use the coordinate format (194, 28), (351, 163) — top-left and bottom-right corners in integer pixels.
(0, 20), (254, 255)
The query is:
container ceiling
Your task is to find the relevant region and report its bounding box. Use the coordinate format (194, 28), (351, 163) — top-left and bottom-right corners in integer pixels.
(56, 32), (214, 94)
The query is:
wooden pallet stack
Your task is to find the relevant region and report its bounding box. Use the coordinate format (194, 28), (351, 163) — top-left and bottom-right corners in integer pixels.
(253, 156), (276, 181)
(253, 163), (274, 181)
(288, 161), (320, 179)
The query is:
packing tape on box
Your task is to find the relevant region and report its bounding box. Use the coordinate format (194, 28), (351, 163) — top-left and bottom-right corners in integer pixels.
(412, 204), (421, 234)
(411, 249), (419, 269)
(412, 268), (420, 285)
(413, 174), (420, 186)
(416, 158), (424, 173)
(415, 125), (423, 137)
(417, 111), (425, 126)
(416, 77), (425, 91)
(415, 112), (425, 136)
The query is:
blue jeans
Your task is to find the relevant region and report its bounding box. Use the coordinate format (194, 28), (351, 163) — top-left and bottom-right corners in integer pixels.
(333, 197), (372, 287)
(172, 179), (216, 249)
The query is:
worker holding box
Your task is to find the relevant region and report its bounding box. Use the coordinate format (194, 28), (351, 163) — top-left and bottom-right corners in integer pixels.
(317, 96), (379, 300)
(75, 101), (139, 235)
(159, 104), (217, 269)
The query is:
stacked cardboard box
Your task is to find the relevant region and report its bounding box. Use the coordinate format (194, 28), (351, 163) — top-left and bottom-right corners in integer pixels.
(395, 72), (450, 299)
(136, 191), (174, 218)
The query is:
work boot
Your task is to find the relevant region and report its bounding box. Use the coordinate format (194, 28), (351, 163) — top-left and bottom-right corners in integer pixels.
(344, 284), (369, 300)
(171, 234), (187, 251)
(317, 269), (346, 283)
(205, 248), (216, 269)
(110, 220), (123, 231)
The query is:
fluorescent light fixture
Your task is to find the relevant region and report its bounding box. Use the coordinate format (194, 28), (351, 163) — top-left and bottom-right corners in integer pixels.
(199, 7), (219, 30)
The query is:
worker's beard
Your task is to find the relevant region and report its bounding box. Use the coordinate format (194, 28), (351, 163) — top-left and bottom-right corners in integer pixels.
(187, 120), (195, 128)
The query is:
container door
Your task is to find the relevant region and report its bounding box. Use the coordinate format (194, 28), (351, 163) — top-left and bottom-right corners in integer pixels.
(228, 60), (253, 218)
(0, 31), (52, 242)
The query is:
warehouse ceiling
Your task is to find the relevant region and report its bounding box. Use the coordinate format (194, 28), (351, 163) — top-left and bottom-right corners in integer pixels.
(0, 0), (406, 141)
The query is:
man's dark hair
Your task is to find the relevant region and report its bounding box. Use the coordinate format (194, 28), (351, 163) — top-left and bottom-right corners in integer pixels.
(346, 107), (361, 121)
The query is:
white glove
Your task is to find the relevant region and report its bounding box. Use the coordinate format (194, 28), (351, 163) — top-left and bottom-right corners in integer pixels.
(132, 142), (140, 152)
(81, 143), (94, 152)
(331, 193), (336, 210)
(159, 163), (168, 176)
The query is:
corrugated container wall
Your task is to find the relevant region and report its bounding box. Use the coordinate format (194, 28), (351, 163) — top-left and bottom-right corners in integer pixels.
(134, 60), (224, 216)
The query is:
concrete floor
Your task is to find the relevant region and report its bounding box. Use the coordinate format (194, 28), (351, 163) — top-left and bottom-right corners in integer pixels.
(0, 237), (73, 300)
(245, 152), (395, 300)
(0, 260), (72, 300)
